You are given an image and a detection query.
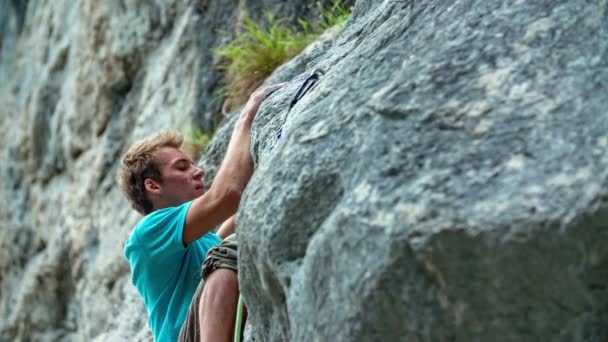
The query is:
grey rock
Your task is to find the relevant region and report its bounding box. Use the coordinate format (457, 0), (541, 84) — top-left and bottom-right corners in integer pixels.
(236, 0), (608, 341)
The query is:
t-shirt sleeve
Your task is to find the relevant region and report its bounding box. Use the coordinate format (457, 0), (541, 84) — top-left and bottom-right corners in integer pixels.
(134, 201), (192, 261)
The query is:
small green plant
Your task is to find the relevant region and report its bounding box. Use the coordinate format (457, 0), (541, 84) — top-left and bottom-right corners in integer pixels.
(316, 1), (352, 29)
(213, 1), (351, 111)
(182, 124), (212, 161)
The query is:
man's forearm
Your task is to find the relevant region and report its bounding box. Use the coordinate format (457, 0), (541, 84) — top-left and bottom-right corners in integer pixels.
(208, 83), (286, 197)
(210, 118), (254, 195)
(182, 118), (255, 245)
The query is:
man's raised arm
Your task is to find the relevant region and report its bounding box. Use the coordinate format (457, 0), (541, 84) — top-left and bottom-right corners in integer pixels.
(182, 83), (287, 244)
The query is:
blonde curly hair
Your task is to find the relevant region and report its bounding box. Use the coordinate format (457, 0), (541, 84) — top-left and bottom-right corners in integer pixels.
(118, 130), (183, 215)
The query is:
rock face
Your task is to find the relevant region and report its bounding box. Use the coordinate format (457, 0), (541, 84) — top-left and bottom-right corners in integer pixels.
(0, 0), (607, 341)
(234, 0), (608, 341)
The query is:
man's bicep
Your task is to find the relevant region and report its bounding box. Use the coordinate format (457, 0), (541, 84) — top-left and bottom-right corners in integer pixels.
(183, 190), (239, 245)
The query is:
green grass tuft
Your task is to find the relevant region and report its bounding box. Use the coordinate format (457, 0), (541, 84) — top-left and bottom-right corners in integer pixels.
(316, 1), (352, 30)
(213, 1), (351, 112)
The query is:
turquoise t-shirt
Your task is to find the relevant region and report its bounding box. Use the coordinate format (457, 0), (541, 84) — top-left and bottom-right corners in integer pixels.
(124, 201), (221, 342)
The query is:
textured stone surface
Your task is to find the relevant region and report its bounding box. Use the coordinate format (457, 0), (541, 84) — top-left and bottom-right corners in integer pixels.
(237, 0), (608, 341)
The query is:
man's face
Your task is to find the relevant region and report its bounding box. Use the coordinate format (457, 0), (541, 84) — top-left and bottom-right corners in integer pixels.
(150, 146), (205, 207)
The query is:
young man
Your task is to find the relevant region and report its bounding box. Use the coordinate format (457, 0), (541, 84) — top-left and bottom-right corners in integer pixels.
(118, 83), (286, 342)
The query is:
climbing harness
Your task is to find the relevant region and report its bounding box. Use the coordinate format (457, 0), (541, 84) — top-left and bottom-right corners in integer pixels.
(266, 68), (325, 153)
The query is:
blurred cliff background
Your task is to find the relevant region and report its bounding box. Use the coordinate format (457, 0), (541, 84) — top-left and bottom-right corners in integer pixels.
(1, 0), (607, 341)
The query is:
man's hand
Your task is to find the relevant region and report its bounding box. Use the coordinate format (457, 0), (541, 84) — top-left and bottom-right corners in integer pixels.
(241, 83), (288, 124)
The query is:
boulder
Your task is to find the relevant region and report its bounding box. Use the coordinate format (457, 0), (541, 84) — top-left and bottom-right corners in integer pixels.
(234, 0), (608, 341)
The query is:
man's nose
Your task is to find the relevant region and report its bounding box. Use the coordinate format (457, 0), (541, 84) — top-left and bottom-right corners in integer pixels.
(193, 167), (205, 179)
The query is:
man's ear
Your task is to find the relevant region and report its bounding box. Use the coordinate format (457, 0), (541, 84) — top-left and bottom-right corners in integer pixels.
(144, 178), (162, 194)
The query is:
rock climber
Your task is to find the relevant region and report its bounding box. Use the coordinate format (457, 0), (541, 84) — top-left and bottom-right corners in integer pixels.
(118, 82), (287, 342)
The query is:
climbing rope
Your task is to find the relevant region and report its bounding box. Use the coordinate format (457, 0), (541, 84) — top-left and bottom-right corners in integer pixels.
(234, 294), (245, 342)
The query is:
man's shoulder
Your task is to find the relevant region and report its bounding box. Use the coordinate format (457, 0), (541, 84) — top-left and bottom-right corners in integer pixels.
(133, 202), (192, 238)
(125, 201), (195, 261)
(123, 209), (170, 258)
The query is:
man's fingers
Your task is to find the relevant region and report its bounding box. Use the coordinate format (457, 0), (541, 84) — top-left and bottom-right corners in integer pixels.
(252, 82), (289, 101)
(242, 82), (290, 118)
(261, 82), (289, 95)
